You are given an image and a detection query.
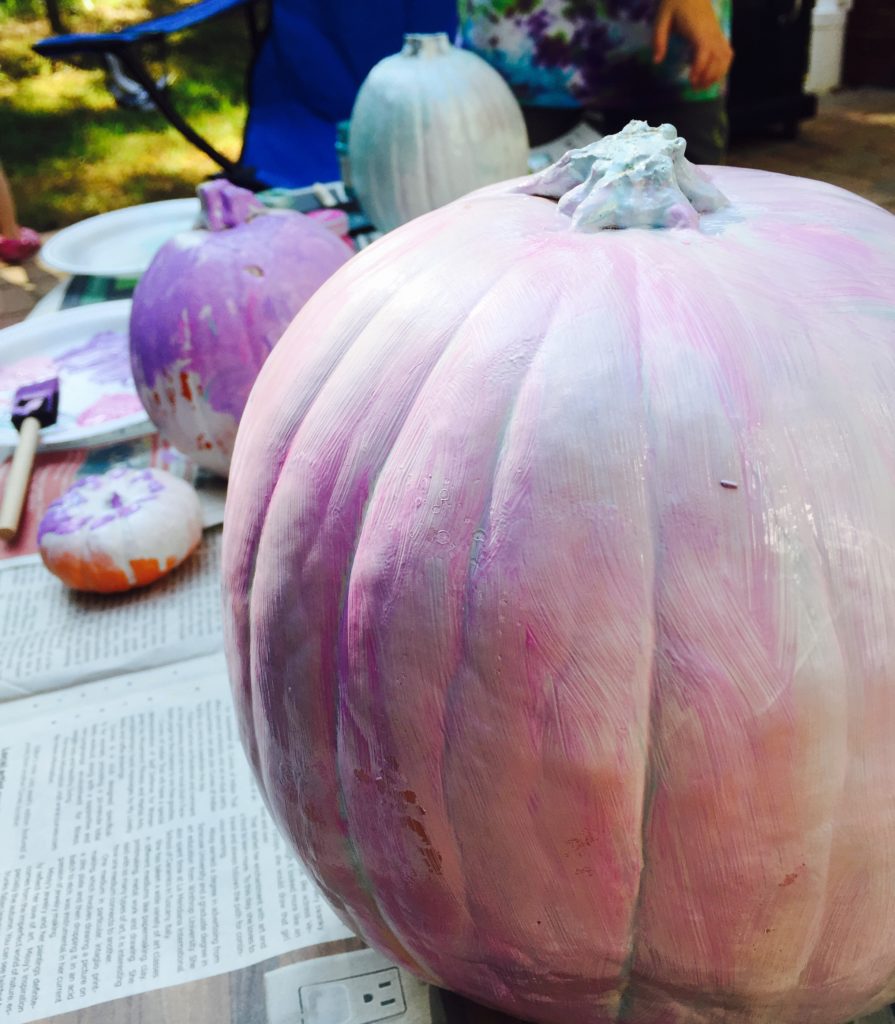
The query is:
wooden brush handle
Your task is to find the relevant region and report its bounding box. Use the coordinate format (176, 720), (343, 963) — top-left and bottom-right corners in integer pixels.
(0, 417), (41, 541)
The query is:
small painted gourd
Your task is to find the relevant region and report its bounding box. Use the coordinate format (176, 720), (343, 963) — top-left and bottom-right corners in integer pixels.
(39, 467), (202, 592)
(222, 123), (895, 1023)
(129, 179), (353, 477)
(348, 32), (529, 232)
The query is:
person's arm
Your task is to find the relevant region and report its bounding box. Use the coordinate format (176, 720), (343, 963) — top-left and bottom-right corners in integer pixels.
(0, 162), (41, 263)
(0, 165), (20, 239)
(652, 0), (733, 90)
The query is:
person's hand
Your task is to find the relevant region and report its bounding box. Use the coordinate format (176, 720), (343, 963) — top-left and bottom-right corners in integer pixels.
(653, 0), (734, 90)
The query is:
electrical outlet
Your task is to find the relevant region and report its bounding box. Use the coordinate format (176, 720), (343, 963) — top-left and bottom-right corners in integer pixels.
(299, 967), (406, 1024)
(265, 948), (431, 1024)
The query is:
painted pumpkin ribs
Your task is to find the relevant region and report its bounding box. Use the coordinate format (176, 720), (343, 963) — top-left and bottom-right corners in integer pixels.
(223, 123), (895, 1024)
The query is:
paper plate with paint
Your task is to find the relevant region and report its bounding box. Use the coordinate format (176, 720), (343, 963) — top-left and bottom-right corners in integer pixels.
(40, 198), (201, 278)
(0, 300), (151, 450)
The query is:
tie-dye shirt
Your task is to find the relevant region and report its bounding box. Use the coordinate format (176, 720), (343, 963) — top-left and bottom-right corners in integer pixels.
(458, 0), (732, 108)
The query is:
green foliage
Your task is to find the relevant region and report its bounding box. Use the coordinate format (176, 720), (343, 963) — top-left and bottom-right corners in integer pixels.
(1, 0), (70, 20)
(0, 1), (251, 230)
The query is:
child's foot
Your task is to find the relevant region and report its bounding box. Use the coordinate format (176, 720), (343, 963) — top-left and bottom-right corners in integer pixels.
(0, 227), (41, 264)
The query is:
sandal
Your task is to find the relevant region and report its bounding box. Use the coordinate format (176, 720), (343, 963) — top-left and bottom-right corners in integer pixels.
(0, 226), (41, 264)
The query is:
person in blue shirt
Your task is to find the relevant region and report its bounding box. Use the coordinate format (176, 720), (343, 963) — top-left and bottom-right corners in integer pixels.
(458, 0), (734, 162)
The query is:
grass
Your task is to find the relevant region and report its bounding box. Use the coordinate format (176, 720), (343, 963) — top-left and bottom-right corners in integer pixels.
(0, 0), (252, 230)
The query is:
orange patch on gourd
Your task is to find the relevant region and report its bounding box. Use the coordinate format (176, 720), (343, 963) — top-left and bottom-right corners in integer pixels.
(128, 557), (167, 587)
(42, 550), (133, 593)
(43, 547), (192, 594)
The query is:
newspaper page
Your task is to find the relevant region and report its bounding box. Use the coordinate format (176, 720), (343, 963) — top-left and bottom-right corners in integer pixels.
(0, 652), (353, 1024)
(0, 527), (225, 701)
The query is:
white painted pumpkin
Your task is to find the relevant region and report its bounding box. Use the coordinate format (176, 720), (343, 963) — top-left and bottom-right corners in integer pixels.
(348, 32), (529, 231)
(38, 467), (202, 592)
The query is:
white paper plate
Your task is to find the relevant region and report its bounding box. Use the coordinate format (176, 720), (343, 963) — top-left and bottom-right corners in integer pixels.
(40, 197), (201, 278)
(0, 300), (151, 450)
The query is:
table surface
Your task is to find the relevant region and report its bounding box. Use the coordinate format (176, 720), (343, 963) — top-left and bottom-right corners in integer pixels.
(29, 938), (524, 1024)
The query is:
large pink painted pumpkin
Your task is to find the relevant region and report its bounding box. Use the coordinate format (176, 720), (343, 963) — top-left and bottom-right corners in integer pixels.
(129, 180), (352, 476)
(222, 123), (895, 1023)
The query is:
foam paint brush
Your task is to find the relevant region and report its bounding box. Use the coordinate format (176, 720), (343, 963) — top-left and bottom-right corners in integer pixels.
(0, 377), (59, 541)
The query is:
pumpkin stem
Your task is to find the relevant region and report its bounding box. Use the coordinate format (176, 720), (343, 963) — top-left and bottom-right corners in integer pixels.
(516, 120), (729, 231)
(401, 32), (452, 58)
(198, 179), (265, 232)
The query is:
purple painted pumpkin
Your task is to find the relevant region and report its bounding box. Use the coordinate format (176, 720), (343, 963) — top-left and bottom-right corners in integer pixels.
(129, 180), (353, 476)
(222, 123), (895, 1023)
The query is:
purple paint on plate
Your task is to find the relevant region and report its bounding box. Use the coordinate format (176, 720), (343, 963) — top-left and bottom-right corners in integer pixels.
(57, 329), (133, 387)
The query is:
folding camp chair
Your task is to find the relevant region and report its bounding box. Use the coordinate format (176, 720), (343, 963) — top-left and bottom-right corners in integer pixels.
(33, 0), (458, 190)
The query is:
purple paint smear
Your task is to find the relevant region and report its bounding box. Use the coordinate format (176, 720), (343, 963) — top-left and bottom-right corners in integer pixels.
(130, 210), (351, 425)
(38, 467), (167, 540)
(57, 330), (133, 387)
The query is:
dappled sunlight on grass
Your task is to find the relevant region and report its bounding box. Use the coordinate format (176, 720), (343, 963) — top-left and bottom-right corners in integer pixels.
(1, 2), (250, 229)
(11, 109), (245, 224)
(3, 67), (114, 114)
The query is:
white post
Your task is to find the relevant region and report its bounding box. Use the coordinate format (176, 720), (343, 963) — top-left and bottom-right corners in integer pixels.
(805, 0), (854, 94)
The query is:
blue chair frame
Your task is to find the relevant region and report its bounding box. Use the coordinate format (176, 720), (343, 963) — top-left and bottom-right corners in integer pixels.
(33, 0), (458, 190)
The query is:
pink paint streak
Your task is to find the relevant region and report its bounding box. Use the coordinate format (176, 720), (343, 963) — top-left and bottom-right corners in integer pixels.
(0, 356), (57, 394)
(77, 392), (145, 427)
